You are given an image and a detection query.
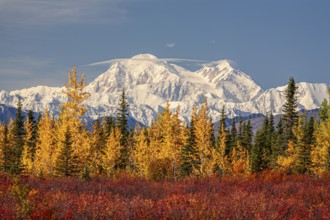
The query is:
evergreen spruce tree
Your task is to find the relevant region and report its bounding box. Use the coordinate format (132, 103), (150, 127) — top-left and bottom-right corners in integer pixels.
(11, 97), (25, 174)
(217, 106), (229, 152)
(304, 117), (315, 146)
(261, 116), (271, 170)
(293, 115), (311, 174)
(218, 106), (227, 137)
(241, 119), (253, 152)
(90, 118), (105, 173)
(102, 116), (115, 140)
(251, 116), (273, 173)
(273, 117), (285, 156)
(180, 106), (198, 177)
(319, 99), (329, 122)
(238, 115), (243, 143)
(116, 89), (129, 170)
(55, 127), (79, 176)
(282, 77), (298, 145)
(21, 110), (38, 173)
(250, 130), (264, 173)
(229, 118), (237, 155)
(319, 88), (330, 122)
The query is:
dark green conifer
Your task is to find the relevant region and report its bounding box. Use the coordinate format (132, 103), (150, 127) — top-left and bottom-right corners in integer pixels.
(25, 110), (38, 161)
(282, 77), (298, 145)
(180, 118), (197, 177)
(55, 127), (79, 176)
(241, 119), (253, 152)
(293, 116), (311, 174)
(11, 97), (25, 174)
(250, 130), (264, 173)
(116, 89), (129, 170)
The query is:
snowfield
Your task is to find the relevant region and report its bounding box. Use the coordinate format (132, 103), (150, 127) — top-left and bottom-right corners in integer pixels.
(0, 54), (328, 126)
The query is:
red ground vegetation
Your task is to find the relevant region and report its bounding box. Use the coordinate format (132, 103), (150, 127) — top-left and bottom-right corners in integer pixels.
(0, 172), (329, 219)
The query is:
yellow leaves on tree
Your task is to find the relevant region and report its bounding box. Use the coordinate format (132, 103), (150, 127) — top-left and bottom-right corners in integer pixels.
(21, 115), (36, 174)
(149, 102), (186, 177)
(0, 122), (5, 168)
(34, 110), (57, 176)
(312, 117), (330, 175)
(62, 67), (90, 118)
(132, 126), (151, 177)
(148, 102), (186, 179)
(230, 142), (250, 176)
(193, 101), (215, 176)
(102, 127), (122, 176)
(58, 67), (91, 173)
(277, 140), (296, 171)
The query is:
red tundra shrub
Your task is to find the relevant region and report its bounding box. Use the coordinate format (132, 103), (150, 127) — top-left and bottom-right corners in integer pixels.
(0, 173), (329, 219)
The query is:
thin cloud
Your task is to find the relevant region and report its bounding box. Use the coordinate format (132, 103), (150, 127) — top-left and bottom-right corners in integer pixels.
(0, 57), (64, 90)
(0, 0), (133, 26)
(166, 43), (176, 48)
(86, 57), (209, 67)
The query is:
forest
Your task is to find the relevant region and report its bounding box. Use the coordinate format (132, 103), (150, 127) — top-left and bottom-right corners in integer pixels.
(1, 67), (330, 218)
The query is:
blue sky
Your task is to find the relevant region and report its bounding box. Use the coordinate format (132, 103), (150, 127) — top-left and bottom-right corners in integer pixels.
(0, 0), (329, 91)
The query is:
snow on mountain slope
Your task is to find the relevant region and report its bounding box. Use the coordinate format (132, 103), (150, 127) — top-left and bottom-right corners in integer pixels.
(196, 60), (263, 102)
(254, 82), (329, 114)
(0, 54), (328, 126)
(0, 86), (66, 114)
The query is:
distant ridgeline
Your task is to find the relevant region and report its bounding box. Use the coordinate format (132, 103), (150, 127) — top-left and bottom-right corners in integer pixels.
(0, 103), (320, 132)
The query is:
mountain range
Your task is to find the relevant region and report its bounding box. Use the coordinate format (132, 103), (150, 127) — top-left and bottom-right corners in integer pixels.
(0, 54), (328, 126)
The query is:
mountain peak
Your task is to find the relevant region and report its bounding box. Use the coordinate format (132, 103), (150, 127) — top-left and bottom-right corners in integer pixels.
(131, 54), (158, 60)
(203, 59), (234, 71)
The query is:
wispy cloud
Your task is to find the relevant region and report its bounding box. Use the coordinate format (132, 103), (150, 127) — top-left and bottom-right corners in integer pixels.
(0, 0), (133, 26)
(86, 57), (209, 67)
(0, 57), (64, 90)
(166, 43), (176, 48)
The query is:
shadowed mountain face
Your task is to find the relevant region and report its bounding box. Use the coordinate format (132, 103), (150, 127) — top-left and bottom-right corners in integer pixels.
(0, 54), (328, 126)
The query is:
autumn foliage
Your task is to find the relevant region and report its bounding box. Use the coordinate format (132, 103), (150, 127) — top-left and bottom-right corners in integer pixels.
(0, 173), (330, 219)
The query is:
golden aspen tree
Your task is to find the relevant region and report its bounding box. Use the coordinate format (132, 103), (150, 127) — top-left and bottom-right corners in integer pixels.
(102, 127), (122, 176)
(132, 126), (151, 177)
(89, 119), (105, 173)
(0, 122), (5, 171)
(276, 116), (311, 174)
(230, 142), (250, 176)
(5, 119), (16, 173)
(148, 102), (186, 179)
(34, 110), (57, 176)
(21, 112), (37, 174)
(277, 140), (296, 172)
(58, 67), (91, 173)
(312, 117), (330, 175)
(62, 67), (90, 117)
(193, 101), (215, 176)
(216, 126), (230, 174)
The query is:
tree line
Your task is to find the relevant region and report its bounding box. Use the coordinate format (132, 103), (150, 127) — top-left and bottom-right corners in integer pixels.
(0, 67), (330, 180)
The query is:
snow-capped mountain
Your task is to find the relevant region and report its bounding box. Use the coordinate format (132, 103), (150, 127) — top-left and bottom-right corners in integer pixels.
(0, 54), (328, 126)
